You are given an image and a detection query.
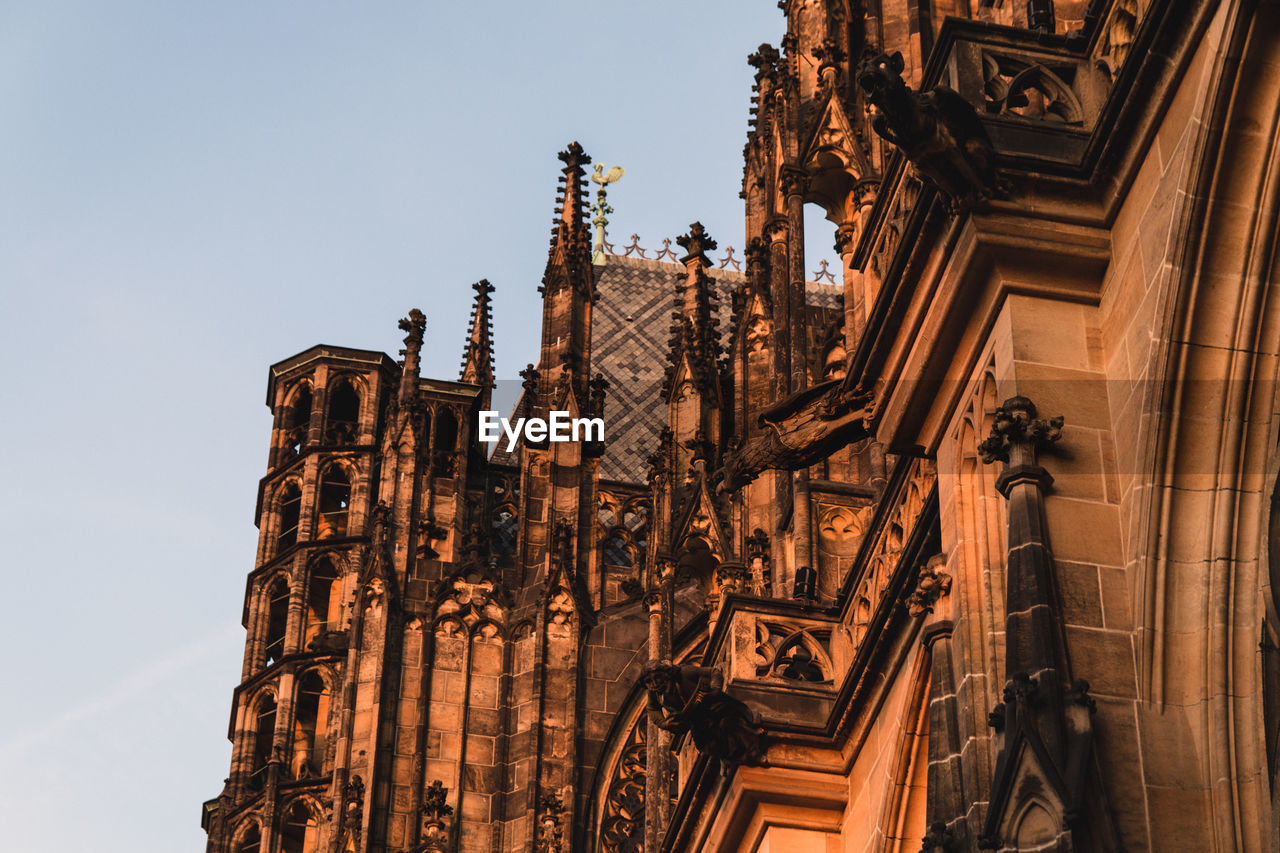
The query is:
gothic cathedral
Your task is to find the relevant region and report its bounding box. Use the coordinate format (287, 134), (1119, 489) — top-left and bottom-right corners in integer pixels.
(202, 0), (1280, 850)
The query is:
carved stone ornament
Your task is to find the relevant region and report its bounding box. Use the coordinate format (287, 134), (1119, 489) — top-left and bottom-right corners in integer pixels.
(600, 724), (646, 853)
(417, 779), (452, 853)
(715, 378), (872, 491)
(643, 661), (767, 767)
(977, 395), (1063, 465)
(857, 50), (1003, 210)
(905, 554), (952, 617)
(536, 792), (566, 853)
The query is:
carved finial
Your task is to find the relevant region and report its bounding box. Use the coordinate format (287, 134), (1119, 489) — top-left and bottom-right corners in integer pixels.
(812, 259), (836, 283)
(459, 280), (496, 400)
(420, 780), (453, 852)
(718, 245), (742, 270)
(535, 792), (567, 853)
(677, 221), (718, 263)
(622, 233), (647, 258)
(747, 43), (782, 81)
(557, 141), (590, 171)
(397, 308), (426, 406)
(654, 237), (678, 262)
(977, 396), (1063, 465)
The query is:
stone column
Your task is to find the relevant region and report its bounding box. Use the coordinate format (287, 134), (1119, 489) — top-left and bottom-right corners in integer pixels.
(781, 167), (814, 581)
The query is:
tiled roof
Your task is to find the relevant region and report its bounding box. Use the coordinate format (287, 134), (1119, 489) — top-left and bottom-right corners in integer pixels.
(490, 256), (843, 484)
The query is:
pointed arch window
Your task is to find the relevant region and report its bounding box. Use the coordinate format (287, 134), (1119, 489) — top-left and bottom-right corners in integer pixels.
(278, 483), (302, 551)
(249, 695), (276, 791)
(292, 671), (330, 778)
(326, 379), (361, 444)
(317, 466), (351, 539)
(264, 577), (290, 666)
(236, 824), (261, 853)
(285, 385), (312, 455)
(280, 801), (321, 853)
(305, 558), (341, 645)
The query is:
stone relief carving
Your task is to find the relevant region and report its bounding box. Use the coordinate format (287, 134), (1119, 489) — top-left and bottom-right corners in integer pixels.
(981, 52), (1084, 124)
(600, 723), (646, 853)
(905, 554), (953, 617)
(435, 572), (504, 633)
(751, 622), (835, 684)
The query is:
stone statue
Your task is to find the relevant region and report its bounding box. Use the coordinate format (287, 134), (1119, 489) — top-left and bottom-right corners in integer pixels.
(715, 378), (872, 491)
(857, 50), (1002, 210)
(643, 661), (767, 767)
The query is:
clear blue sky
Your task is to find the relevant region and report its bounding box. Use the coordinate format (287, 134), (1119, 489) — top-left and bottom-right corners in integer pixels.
(0, 3), (839, 849)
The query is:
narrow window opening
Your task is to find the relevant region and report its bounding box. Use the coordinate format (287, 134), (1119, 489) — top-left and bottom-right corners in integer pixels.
(249, 696), (276, 791)
(305, 559), (340, 645)
(264, 578), (290, 666)
(280, 802), (321, 853)
(236, 825), (261, 853)
(278, 484), (302, 551)
(327, 379), (361, 443)
(434, 408), (459, 475)
(287, 386), (312, 455)
(292, 671), (330, 778)
(317, 467), (351, 540)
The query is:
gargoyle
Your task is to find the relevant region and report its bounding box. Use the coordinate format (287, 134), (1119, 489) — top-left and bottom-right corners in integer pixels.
(857, 51), (1002, 210)
(643, 661), (767, 767)
(715, 378), (872, 492)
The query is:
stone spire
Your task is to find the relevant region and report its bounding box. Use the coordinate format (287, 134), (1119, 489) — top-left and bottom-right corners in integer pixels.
(538, 143), (596, 405)
(977, 396), (1121, 851)
(542, 141), (594, 299)
(662, 222), (722, 402)
(397, 308), (426, 407)
(459, 279), (495, 409)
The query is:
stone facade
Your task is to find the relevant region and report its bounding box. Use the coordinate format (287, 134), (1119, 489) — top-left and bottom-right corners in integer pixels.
(202, 0), (1280, 850)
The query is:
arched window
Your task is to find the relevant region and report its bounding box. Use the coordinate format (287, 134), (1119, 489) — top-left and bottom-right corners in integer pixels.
(305, 558), (340, 646)
(264, 577), (290, 666)
(327, 379), (361, 444)
(286, 385), (312, 455)
(278, 483), (302, 551)
(236, 823), (262, 853)
(249, 695), (276, 791)
(280, 801), (321, 853)
(292, 671), (330, 778)
(316, 467), (351, 539)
